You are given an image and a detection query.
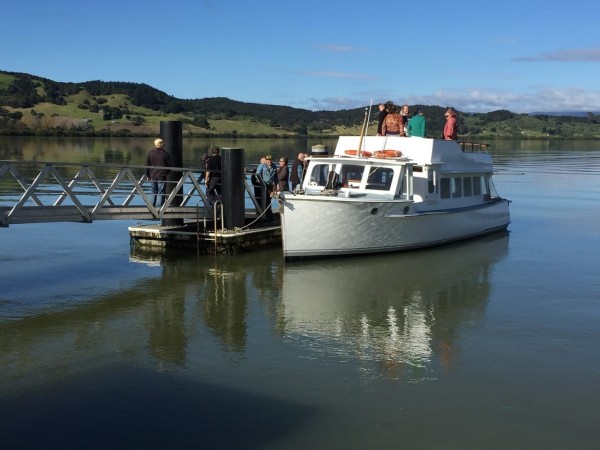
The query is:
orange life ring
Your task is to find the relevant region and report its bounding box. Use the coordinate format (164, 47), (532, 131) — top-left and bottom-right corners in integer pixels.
(344, 149), (373, 157)
(374, 150), (403, 158)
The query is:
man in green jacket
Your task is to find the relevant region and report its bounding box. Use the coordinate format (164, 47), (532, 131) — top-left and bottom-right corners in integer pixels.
(407, 109), (426, 137)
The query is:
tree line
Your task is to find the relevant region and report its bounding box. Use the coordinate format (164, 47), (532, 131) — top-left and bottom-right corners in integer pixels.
(1, 70), (599, 138)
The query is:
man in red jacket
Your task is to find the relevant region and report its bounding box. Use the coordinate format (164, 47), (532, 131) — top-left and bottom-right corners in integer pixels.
(443, 108), (458, 140)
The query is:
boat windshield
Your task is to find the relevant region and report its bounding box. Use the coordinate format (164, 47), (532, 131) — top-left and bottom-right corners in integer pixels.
(366, 167), (394, 190)
(340, 164), (363, 187)
(305, 161), (399, 194)
(307, 162), (332, 186)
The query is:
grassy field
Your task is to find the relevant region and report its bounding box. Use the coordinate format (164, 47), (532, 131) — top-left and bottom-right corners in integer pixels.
(6, 86), (365, 137)
(5, 84), (306, 136)
(0, 73), (15, 90)
(2, 72), (599, 138)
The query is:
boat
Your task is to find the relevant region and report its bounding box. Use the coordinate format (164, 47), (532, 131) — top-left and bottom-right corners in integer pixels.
(277, 136), (510, 260)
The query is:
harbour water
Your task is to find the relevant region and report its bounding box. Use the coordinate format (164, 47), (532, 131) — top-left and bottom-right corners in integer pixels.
(1, 138), (599, 449)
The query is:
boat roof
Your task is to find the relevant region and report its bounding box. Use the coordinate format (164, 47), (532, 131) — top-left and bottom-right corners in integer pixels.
(332, 136), (494, 173)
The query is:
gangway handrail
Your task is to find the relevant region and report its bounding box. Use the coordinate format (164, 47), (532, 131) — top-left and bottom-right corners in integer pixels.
(0, 160), (257, 227)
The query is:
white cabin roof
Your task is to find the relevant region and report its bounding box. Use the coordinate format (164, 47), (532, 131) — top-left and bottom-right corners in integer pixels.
(333, 136), (493, 173)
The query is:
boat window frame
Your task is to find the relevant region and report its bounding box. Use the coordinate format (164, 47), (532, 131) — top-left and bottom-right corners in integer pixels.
(440, 177), (451, 198)
(427, 167), (435, 194)
(339, 163), (366, 188)
(473, 176), (482, 196)
(463, 177), (473, 197)
(451, 177), (463, 198)
(307, 162), (334, 187)
(305, 159), (405, 195)
(365, 166), (395, 191)
(440, 174), (491, 199)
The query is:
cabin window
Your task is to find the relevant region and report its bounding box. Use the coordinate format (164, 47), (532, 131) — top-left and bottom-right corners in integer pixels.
(366, 167), (394, 191)
(341, 164), (364, 187)
(308, 164), (331, 186)
(428, 168), (436, 194)
(451, 177), (462, 198)
(463, 177), (473, 197)
(441, 176), (487, 199)
(440, 178), (451, 198)
(473, 176), (482, 195)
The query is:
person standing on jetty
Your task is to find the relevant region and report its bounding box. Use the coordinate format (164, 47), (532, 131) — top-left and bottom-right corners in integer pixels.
(204, 146), (222, 205)
(145, 138), (172, 207)
(257, 155), (276, 220)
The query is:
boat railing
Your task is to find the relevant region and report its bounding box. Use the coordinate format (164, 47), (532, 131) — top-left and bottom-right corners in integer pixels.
(459, 142), (490, 153)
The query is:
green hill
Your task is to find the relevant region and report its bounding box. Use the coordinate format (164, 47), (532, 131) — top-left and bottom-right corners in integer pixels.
(1, 70), (599, 139)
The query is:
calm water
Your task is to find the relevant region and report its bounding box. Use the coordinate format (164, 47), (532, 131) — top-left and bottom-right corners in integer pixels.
(1, 138), (599, 449)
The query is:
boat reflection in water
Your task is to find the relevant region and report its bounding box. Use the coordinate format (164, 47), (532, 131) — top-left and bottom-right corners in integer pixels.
(279, 232), (509, 380)
(0, 232), (508, 388)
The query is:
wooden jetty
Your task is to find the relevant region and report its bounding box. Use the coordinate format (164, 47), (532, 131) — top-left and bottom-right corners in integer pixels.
(129, 215), (282, 254)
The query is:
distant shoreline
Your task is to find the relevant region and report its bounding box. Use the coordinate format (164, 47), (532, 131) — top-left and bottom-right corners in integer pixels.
(2, 70), (600, 140)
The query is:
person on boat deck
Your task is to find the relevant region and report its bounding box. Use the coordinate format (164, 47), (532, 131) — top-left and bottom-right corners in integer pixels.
(407, 109), (426, 137)
(376, 103), (388, 136)
(257, 155), (277, 219)
(401, 104), (410, 135)
(443, 107), (458, 140)
(204, 146), (222, 205)
(276, 157), (290, 192)
(290, 152), (305, 190)
(382, 104), (405, 136)
(303, 153), (310, 177)
(145, 138), (172, 207)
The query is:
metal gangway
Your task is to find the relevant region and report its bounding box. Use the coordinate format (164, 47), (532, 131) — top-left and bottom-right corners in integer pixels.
(0, 160), (264, 227)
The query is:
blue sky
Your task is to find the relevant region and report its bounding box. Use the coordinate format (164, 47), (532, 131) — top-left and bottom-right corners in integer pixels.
(3, 0), (599, 113)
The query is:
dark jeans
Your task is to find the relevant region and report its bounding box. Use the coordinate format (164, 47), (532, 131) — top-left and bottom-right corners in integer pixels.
(151, 179), (167, 207)
(207, 183), (221, 206)
(264, 188), (274, 220)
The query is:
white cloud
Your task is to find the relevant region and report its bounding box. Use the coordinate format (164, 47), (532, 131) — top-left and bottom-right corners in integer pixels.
(405, 87), (600, 113)
(302, 71), (375, 81)
(300, 87), (600, 113)
(514, 48), (600, 62)
(316, 44), (368, 53)
(300, 96), (365, 111)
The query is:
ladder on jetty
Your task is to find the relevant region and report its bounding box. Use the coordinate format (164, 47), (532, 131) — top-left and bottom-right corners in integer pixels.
(0, 161), (262, 227)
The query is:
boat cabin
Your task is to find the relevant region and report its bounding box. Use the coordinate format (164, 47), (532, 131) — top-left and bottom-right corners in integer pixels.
(300, 136), (500, 210)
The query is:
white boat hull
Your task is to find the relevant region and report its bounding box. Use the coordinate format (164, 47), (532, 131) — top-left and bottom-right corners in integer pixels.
(280, 196), (510, 259)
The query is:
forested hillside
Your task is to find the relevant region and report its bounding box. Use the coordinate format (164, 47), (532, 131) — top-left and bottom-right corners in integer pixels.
(1, 70), (599, 139)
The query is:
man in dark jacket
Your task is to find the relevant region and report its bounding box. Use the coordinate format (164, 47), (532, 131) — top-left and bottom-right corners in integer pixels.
(145, 138), (172, 207)
(204, 146), (222, 205)
(289, 152), (305, 190)
(377, 103), (389, 136)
